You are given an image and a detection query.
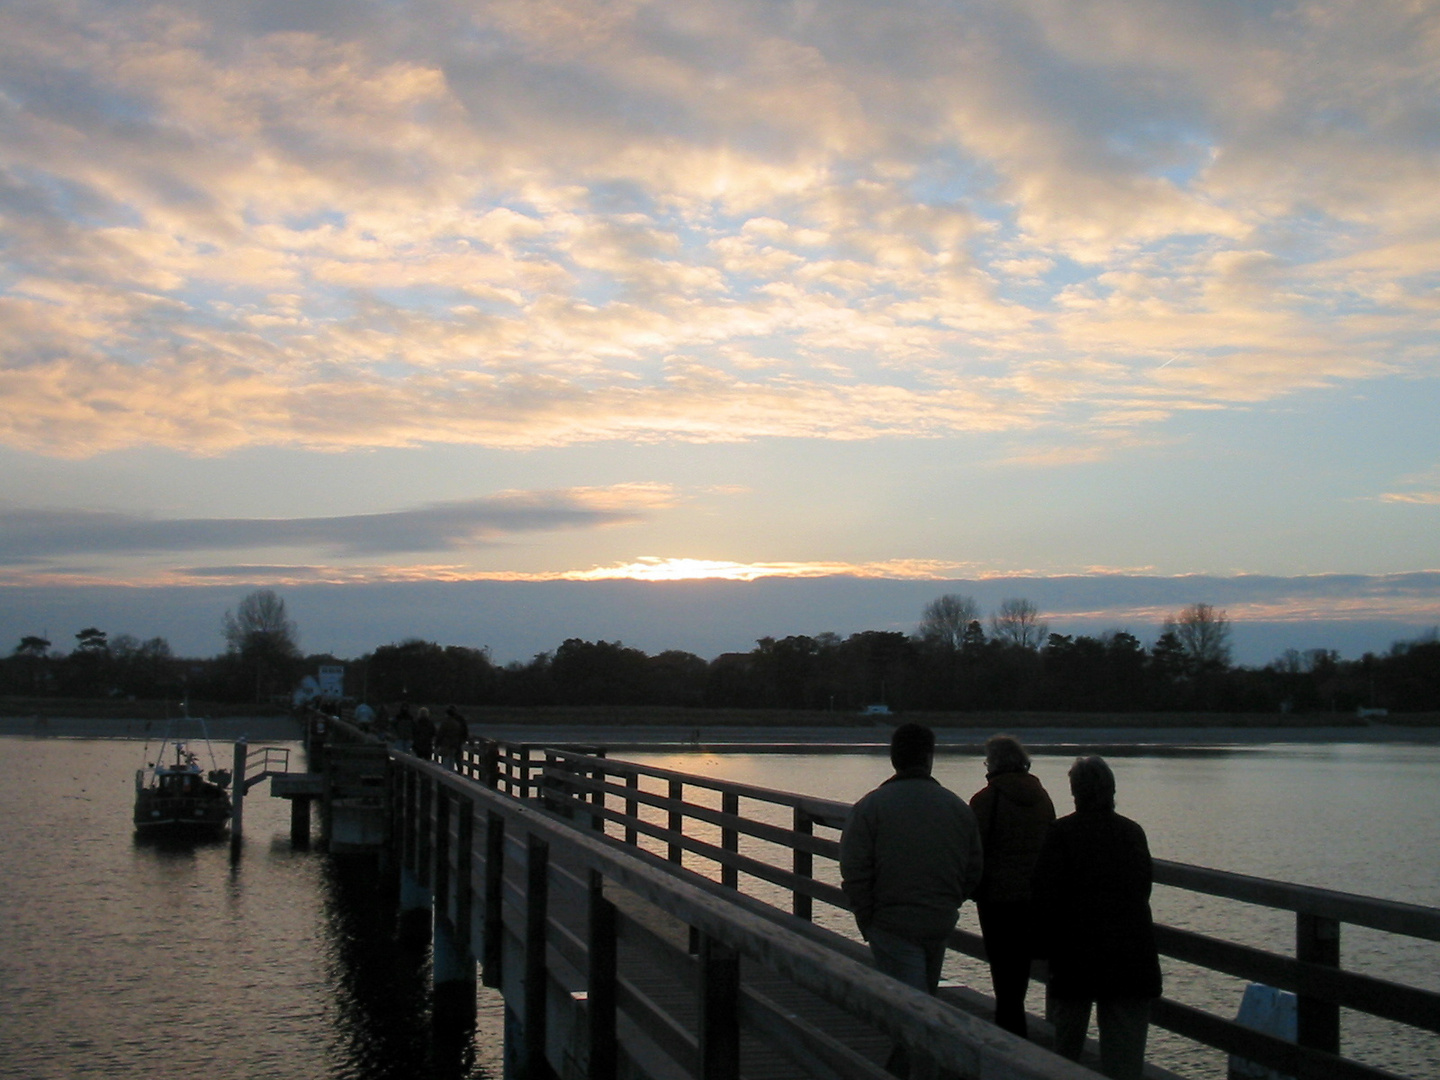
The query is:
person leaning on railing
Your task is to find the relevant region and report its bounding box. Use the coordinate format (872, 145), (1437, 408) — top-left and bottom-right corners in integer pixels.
(1032, 755), (1162, 1080)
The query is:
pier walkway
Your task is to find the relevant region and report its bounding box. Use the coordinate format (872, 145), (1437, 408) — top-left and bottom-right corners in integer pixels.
(292, 722), (1440, 1080)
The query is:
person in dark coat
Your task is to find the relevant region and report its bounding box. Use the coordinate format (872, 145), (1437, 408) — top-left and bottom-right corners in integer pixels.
(411, 706), (435, 761)
(1033, 755), (1162, 1080)
(969, 734), (1055, 1037)
(393, 703), (414, 751)
(436, 706), (469, 770)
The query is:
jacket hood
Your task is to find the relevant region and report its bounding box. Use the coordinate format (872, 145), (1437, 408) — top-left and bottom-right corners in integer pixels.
(986, 769), (1049, 808)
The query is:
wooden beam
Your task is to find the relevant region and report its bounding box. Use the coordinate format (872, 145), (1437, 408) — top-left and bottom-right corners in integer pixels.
(697, 933), (740, 1080)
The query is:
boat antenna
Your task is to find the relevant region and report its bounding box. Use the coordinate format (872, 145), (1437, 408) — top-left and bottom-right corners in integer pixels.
(198, 712), (222, 773)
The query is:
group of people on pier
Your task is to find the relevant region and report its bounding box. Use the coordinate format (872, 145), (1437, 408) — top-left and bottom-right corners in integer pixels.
(841, 724), (1160, 1080)
(341, 700), (472, 769)
(320, 699), (1158, 1077)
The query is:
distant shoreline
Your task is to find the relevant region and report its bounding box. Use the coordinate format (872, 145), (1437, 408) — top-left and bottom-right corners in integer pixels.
(3, 713), (1439, 749)
(0, 715), (305, 741)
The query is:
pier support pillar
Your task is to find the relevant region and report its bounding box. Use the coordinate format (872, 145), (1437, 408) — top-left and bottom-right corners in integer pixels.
(290, 796), (312, 848)
(431, 912), (478, 1073)
(433, 912), (476, 988)
(398, 867), (433, 948)
(230, 739), (248, 839)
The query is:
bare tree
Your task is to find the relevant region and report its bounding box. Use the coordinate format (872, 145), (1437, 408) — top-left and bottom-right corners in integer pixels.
(223, 589), (299, 656)
(918, 594), (980, 651)
(990, 598), (1049, 650)
(1165, 603), (1232, 672)
(223, 590), (301, 702)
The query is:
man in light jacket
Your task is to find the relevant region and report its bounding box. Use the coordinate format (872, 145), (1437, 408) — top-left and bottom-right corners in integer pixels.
(841, 722), (983, 1009)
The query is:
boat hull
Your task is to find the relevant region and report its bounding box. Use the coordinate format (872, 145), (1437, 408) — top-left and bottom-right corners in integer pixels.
(133, 792), (232, 835)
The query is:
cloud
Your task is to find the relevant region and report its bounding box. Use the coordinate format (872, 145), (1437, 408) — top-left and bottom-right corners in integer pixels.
(0, 484), (674, 564)
(1, 0), (1438, 458)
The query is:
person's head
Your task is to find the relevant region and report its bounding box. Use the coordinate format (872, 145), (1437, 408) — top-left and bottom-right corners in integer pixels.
(1069, 755), (1116, 812)
(984, 734), (1030, 776)
(890, 722), (935, 773)
(418, 707), (429, 720)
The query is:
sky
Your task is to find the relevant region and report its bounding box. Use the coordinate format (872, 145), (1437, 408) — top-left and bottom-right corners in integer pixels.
(1, 0), (1437, 664)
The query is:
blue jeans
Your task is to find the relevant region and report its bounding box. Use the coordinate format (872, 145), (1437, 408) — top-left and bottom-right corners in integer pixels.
(867, 927), (947, 1077)
(867, 927), (947, 994)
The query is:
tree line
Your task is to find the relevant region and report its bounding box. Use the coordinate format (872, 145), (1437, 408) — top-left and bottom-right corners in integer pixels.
(3, 590), (1437, 714)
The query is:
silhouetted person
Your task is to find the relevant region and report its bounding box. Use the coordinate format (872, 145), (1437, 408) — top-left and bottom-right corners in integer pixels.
(412, 707), (435, 761)
(436, 706), (469, 771)
(353, 701), (375, 731)
(1033, 756), (1161, 1080)
(841, 723), (982, 1077)
(393, 703), (414, 751)
(969, 734), (1055, 1038)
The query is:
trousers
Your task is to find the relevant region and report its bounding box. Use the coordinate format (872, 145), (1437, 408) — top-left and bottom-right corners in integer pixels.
(977, 900), (1034, 1037)
(1050, 995), (1152, 1080)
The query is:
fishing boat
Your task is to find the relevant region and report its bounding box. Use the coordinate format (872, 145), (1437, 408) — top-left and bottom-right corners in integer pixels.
(133, 723), (233, 835)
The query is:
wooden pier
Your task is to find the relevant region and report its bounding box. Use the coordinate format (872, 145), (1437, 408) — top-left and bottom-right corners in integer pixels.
(296, 722), (1440, 1080)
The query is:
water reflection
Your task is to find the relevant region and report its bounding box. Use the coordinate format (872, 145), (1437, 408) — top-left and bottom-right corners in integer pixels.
(317, 855), (482, 1080)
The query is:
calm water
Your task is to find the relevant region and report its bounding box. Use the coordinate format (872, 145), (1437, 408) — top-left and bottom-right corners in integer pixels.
(0, 737), (505, 1080)
(2, 737), (1437, 1078)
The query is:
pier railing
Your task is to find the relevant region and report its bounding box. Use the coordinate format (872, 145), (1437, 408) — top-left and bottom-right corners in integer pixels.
(523, 747), (1440, 1080)
(394, 752), (1097, 1080)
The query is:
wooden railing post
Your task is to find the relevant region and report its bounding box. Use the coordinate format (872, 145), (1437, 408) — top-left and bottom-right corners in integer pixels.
(417, 776), (433, 889)
(542, 751), (563, 816)
(698, 933), (741, 1080)
(434, 790), (451, 917)
(668, 779), (684, 865)
(480, 738), (500, 789)
(520, 745), (534, 800)
(482, 811), (504, 989)
(624, 774), (639, 845)
(587, 870), (617, 1080)
(590, 756), (605, 833)
(401, 768), (417, 875)
(721, 792), (739, 889)
(1297, 912), (1341, 1054)
(793, 807), (813, 921)
(524, 834), (551, 1080)
(455, 800), (473, 951)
